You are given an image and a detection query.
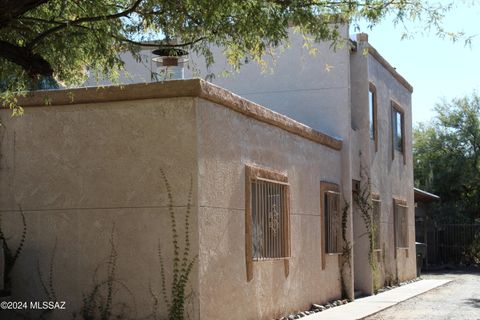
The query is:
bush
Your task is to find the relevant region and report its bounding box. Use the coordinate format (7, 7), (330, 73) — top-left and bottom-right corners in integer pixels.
(467, 233), (480, 266)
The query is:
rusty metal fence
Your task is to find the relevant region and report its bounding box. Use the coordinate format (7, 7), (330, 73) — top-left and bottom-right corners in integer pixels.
(426, 224), (480, 266)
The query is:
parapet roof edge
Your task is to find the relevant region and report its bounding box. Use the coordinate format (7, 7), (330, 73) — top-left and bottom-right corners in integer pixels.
(350, 39), (413, 93)
(13, 79), (342, 151)
(367, 44), (414, 93)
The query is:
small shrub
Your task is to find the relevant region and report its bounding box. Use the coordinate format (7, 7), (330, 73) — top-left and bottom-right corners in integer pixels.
(466, 233), (480, 266)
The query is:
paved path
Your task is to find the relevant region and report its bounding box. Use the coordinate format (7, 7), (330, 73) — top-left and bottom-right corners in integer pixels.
(365, 271), (480, 320)
(304, 279), (451, 320)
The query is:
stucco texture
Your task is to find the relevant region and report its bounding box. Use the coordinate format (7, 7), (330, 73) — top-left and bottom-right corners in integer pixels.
(196, 98), (343, 319)
(349, 36), (415, 297)
(0, 80), (347, 320)
(0, 97), (199, 319)
(367, 52), (415, 284)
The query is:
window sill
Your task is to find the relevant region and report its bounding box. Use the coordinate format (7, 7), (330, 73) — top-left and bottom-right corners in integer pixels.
(253, 257), (291, 262)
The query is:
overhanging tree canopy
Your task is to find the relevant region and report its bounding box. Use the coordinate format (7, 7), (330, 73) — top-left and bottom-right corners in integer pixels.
(0, 1), (459, 98)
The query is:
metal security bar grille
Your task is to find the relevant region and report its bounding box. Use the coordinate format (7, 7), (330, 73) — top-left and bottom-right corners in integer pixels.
(373, 199), (381, 250)
(395, 204), (408, 248)
(325, 191), (342, 254)
(251, 178), (288, 260)
(427, 224), (480, 266)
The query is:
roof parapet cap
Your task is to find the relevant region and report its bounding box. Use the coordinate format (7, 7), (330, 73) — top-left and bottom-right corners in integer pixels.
(356, 33), (369, 42)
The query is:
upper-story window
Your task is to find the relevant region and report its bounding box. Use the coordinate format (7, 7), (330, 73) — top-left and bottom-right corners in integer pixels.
(391, 101), (405, 163)
(369, 83), (378, 150)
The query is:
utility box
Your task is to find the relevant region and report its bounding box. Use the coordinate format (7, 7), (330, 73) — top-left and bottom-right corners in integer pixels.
(416, 242), (427, 276)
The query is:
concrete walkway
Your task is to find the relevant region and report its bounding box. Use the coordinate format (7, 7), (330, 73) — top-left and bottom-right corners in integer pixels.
(304, 279), (451, 320)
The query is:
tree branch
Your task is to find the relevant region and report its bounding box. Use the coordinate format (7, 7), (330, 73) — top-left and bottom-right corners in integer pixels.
(0, 40), (53, 77)
(0, 0), (48, 27)
(25, 0), (144, 49)
(118, 36), (207, 48)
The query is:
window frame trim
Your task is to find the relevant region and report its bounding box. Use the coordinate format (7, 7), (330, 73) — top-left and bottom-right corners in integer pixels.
(369, 82), (378, 152)
(391, 101), (406, 164)
(393, 197), (409, 258)
(320, 181), (341, 270)
(372, 193), (382, 251)
(245, 164), (290, 282)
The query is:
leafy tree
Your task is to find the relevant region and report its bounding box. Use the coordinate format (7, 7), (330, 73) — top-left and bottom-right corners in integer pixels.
(0, 0), (462, 112)
(414, 93), (480, 223)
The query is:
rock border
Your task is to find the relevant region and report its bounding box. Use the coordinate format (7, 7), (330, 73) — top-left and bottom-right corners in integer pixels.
(278, 299), (351, 320)
(278, 277), (422, 320)
(375, 277), (422, 294)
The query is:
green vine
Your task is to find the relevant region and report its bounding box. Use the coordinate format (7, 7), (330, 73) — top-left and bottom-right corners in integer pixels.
(151, 170), (197, 320)
(36, 239), (57, 320)
(0, 207), (27, 295)
(340, 200), (351, 299)
(74, 224), (135, 320)
(353, 165), (377, 273)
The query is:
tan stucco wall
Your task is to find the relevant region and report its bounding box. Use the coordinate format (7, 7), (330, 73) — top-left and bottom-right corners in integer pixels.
(349, 38), (373, 296)
(367, 51), (415, 284)
(348, 35), (415, 295)
(186, 28), (351, 140)
(0, 97), (200, 319)
(0, 79), (346, 319)
(195, 98), (344, 319)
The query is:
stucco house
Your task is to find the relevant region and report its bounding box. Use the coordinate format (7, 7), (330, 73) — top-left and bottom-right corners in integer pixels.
(0, 32), (416, 319)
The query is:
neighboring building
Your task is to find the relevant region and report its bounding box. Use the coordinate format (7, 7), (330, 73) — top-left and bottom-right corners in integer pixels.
(414, 188), (440, 270)
(0, 31), (416, 319)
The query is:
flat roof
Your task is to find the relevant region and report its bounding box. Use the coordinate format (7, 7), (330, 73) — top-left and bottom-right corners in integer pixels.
(13, 79), (343, 151)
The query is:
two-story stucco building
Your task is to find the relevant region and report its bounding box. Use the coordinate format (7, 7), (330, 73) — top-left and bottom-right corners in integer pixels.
(0, 31), (415, 320)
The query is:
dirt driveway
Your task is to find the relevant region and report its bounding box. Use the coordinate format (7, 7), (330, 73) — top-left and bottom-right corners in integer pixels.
(365, 269), (480, 320)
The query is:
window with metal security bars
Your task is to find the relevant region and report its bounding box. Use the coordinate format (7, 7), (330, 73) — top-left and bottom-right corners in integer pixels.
(372, 198), (381, 250)
(245, 164), (290, 282)
(395, 202), (408, 248)
(251, 179), (288, 260)
(324, 190), (342, 254)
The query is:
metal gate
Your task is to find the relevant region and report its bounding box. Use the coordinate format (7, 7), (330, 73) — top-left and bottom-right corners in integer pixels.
(427, 224), (480, 266)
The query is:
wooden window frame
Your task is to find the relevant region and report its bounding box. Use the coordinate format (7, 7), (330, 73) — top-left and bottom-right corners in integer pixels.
(391, 101), (406, 164)
(393, 198), (409, 258)
(372, 193), (381, 251)
(245, 164), (290, 282)
(320, 181), (342, 270)
(369, 83), (378, 151)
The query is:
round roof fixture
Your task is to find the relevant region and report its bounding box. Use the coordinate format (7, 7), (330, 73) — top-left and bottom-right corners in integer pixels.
(151, 47), (189, 80)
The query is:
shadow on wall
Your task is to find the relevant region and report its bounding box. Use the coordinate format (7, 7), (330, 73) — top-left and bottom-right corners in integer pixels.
(463, 298), (480, 309)
(0, 170), (197, 320)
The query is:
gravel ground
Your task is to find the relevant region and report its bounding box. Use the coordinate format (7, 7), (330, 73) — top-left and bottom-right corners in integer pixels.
(365, 268), (480, 320)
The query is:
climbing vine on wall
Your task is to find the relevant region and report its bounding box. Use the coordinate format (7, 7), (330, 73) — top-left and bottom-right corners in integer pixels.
(340, 199), (352, 299)
(353, 165), (377, 273)
(0, 208), (27, 295)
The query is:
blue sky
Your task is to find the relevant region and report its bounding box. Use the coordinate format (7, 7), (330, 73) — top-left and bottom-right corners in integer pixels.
(354, 1), (480, 125)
